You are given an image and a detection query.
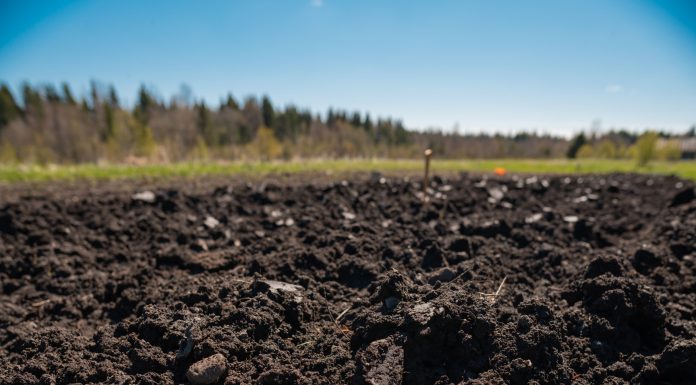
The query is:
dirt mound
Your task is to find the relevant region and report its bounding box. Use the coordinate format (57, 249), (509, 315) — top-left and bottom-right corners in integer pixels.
(1, 173), (695, 384)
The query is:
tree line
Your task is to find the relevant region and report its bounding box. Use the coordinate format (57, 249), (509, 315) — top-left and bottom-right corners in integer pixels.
(565, 127), (693, 164)
(0, 81), (691, 164)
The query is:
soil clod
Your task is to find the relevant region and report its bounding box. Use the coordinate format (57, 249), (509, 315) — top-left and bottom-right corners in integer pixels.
(186, 353), (227, 385)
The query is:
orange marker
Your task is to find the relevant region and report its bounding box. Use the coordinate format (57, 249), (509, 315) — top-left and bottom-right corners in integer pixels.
(494, 167), (506, 176)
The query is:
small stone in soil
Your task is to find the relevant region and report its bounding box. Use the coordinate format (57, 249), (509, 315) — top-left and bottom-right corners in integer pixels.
(132, 191), (155, 202)
(428, 267), (457, 284)
(406, 302), (435, 325)
(186, 353), (227, 385)
(525, 213), (543, 223)
(563, 215), (579, 223)
(488, 187), (505, 201)
(204, 216), (219, 229)
(384, 296), (400, 312)
(263, 279), (302, 293)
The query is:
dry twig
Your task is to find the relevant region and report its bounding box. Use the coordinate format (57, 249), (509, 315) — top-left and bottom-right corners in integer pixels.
(479, 276), (507, 303)
(335, 307), (350, 323)
(322, 288), (349, 336)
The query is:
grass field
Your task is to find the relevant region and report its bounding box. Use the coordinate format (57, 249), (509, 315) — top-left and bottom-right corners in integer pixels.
(1, 159), (695, 183)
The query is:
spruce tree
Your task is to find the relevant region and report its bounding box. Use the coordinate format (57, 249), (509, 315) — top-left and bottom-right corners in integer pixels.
(566, 133), (587, 159)
(108, 86), (119, 108)
(350, 111), (361, 127)
(393, 121), (409, 145)
(21, 82), (43, 117)
(261, 96), (274, 128)
(44, 84), (61, 103)
(197, 102), (217, 146)
(363, 113), (373, 133)
(225, 94), (239, 110)
(61, 83), (77, 105)
(0, 84), (21, 127)
(134, 85), (156, 125)
(327, 108), (335, 127)
(103, 103), (116, 141)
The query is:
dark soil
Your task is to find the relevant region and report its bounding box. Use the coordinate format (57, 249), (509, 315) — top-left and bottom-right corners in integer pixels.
(1, 173), (695, 385)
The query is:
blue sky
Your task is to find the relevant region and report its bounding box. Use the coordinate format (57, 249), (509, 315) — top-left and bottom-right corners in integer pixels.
(1, 0), (695, 136)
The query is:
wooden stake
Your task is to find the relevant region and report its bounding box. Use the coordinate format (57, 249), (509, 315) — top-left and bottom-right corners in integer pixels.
(423, 149), (433, 202)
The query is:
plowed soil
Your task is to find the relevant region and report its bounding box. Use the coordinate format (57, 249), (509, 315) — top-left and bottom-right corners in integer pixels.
(1, 173), (695, 385)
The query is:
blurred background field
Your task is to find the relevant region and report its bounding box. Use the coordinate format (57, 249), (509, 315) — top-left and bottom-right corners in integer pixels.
(2, 158), (695, 183)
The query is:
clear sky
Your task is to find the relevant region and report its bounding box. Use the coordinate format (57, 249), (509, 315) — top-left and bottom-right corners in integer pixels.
(1, 0), (695, 136)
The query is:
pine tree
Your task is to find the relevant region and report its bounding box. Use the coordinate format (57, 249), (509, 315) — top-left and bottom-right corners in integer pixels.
(132, 85), (158, 157)
(103, 103), (116, 141)
(393, 120), (409, 145)
(21, 82), (43, 117)
(108, 86), (119, 108)
(350, 111), (362, 127)
(44, 84), (61, 103)
(225, 93), (239, 110)
(134, 85), (157, 125)
(363, 113), (373, 133)
(61, 83), (77, 105)
(261, 96), (275, 128)
(90, 80), (100, 110)
(0, 84), (21, 127)
(327, 108), (336, 127)
(566, 133), (587, 159)
(196, 102), (215, 146)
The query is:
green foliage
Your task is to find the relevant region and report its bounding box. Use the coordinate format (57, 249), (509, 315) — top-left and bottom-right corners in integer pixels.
(103, 103), (117, 142)
(363, 114), (373, 133)
(261, 96), (275, 128)
(576, 144), (594, 158)
(0, 84), (21, 127)
(566, 133), (586, 158)
(238, 124), (252, 145)
(0, 140), (17, 163)
(326, 108), (335, 128)
(196, 102), (216, 146)
(130, 115), (156, 157)
(274, 106), (304, 141)
(134, 85), (157, 125)
(350, 112), (361, 127)
(44, 84), (61, 103)
(540, 146), (552, 158)
(657, 139), (681, 161)
(633, 131), (659, 166)
(595, 139), (617, 158)
(249, 126), (282, 160)
(376, 119), (393, 144)
(193, 136), (209, 159)
(61, 83), (77, 105)
(22, 82), (44, 117)
(393, 121), (410, 145)
(224, 94), (239, 110)
(108, 86), (120, 107)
